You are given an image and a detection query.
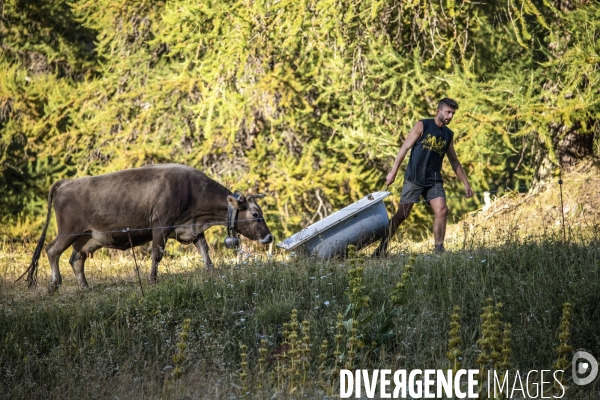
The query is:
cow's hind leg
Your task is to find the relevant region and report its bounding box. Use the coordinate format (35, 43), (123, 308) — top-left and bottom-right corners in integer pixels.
(69, 235), (100, 289)
(45, 235), (78, 291)
(69, 250), (88, 289)
(69, 235), (102, 289)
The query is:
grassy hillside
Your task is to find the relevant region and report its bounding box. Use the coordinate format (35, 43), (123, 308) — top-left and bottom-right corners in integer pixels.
(1, 228), (599, 398)
(442, 158), (600, 250)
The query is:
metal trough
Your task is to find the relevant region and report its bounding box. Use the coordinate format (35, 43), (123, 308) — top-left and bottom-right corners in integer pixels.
(277, 191), (391, 259)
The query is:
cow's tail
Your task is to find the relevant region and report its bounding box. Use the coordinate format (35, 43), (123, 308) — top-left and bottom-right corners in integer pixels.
(16, 180), (64, 287)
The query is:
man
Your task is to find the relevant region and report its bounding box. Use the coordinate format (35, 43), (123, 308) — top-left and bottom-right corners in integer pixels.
(374, 98), (473, 256)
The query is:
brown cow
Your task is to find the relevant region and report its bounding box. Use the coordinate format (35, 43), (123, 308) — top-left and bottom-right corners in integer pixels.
(20, 164), (273, 290)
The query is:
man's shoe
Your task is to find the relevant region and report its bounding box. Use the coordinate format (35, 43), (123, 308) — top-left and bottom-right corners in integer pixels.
(434, 244), (445, 253)
(371, 240), (389, 258)
(371, 248), (388, 258)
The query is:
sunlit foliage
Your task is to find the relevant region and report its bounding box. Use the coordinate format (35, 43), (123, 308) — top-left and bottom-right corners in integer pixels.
(1, 0), (598, 240)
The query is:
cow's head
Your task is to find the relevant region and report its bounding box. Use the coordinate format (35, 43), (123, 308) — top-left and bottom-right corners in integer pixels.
(226, 192), (273, 245)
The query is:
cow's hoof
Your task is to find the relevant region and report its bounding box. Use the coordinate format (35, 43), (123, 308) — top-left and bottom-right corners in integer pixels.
(47, 283), (60, 294)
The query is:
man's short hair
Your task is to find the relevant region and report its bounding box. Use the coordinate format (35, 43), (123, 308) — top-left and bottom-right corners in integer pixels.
(438, 98), (459, 110)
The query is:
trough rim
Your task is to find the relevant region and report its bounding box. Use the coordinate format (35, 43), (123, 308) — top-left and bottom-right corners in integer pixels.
(276, 191), (391, 250)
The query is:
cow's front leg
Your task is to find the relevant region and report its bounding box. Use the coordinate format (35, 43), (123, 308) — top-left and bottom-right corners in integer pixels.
(194, 233), (213, 271)
(149, 230), (168, 284)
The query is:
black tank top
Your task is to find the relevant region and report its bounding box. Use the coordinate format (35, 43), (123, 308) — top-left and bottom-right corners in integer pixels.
(404, 119), (454, 186)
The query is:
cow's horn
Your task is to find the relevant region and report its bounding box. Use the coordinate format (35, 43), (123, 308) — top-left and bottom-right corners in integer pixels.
(254, 194), (267, 199)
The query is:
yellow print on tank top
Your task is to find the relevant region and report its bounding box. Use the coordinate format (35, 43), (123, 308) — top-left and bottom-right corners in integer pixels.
(422, 133), (447, 156)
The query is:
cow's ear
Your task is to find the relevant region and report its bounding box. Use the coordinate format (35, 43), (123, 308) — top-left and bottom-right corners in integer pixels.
(227, 195), (241, 209)
(227, 194), (247, 209)
(247, 194), (265, 204)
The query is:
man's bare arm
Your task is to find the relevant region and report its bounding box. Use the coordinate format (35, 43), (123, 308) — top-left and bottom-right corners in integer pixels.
(386, 121), (424, 186)
(446, 140), (473, 198)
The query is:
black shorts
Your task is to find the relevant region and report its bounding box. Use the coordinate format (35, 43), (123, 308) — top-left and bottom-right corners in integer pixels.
(400, 180), (446, 204)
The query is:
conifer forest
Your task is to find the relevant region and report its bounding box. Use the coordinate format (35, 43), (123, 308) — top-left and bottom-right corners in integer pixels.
(1, 0), (599, 239)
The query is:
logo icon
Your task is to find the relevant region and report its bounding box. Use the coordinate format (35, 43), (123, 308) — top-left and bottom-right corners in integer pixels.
(572, 351), (598, 386)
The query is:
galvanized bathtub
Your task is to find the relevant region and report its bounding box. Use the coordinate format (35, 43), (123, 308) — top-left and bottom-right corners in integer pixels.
(277, 191), (391, 259)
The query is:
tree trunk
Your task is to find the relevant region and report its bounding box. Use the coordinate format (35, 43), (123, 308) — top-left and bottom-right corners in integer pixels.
(554, 121), (595, 170)
(531, 120), (596, 190)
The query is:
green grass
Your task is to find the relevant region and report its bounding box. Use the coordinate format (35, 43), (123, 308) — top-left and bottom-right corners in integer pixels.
(1, 233), (600, 399)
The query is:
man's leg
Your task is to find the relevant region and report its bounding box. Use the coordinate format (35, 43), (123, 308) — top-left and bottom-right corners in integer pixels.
(373, 202), (414, 257)
(429, 197), (448, 250)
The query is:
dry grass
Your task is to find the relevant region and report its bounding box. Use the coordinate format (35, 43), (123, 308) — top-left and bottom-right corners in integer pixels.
(2, 174), (600, 399)
(1, 227), (600, 399)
